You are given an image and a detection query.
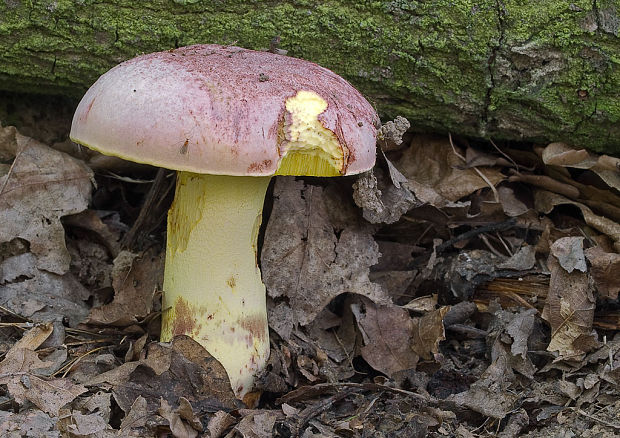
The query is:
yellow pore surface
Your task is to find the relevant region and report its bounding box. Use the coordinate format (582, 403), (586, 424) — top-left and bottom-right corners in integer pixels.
(275, 90), (346, 177)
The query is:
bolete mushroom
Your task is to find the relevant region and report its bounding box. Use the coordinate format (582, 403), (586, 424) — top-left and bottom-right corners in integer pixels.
(70, 44), (377, 397)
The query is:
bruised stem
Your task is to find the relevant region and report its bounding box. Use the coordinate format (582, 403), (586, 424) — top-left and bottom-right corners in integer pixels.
(160, 172), (271, 398)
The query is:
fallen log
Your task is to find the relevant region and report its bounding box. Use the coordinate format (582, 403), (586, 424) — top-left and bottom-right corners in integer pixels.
(0, 1), (618, 153)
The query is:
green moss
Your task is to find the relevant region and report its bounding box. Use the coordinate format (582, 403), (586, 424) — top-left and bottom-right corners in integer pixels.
(0, 0), (618, 153)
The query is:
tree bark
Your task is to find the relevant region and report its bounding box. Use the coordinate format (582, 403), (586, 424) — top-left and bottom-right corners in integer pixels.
(1, 0), (618, 153)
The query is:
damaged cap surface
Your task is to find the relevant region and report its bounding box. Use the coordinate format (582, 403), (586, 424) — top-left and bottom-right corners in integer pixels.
(70, 44), (377, 176)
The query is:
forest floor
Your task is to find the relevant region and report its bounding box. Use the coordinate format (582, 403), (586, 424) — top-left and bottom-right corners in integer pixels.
(0, 94), (618, 437)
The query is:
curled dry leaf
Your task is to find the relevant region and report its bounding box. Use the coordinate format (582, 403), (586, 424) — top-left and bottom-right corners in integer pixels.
(542, 253), (598, 359)
(542, 142), (620, 191)
(206, 411), (236, 438)
(262, 177), (389, 330)
(584, 246), (620, 300)
(508, 171), (580, 199)
(535, 189), (620, 251)
(411, 306), (450, 360)
(403, 295), (438, 313)
(396, 134), (504, 202)
(63, 209), (121, 258)
(158, 398), (199, 438)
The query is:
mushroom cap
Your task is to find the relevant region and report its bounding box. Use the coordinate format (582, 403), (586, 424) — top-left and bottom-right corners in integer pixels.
(70, 44), (377, 176)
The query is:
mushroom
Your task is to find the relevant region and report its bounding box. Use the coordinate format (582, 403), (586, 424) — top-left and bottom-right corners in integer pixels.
(70, 44), (377, 398)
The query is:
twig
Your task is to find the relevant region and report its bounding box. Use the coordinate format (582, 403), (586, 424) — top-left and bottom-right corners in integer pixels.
(54, 346), (107, 378)
(449, 133), (500, 203)
(480, 233), (506, 258)
(279, 381), (439, 406)
(121, 168), (172, 249)
(0, 306), (30, 320)
(489, 138), (519, 171)
(407, 217), (519, 269)
(439, 218), (517, 254)
(573, 408), (620, 430)
(296, 387), (359, 433)
(508, 171), (580, 199)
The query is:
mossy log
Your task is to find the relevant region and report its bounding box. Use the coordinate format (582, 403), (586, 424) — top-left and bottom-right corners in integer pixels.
(1, 0), (619, 153)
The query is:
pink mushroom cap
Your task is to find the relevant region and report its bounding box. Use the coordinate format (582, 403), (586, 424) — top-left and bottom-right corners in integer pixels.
(70, 44), (378, 176)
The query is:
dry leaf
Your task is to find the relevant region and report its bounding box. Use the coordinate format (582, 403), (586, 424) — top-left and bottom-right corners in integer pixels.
(0, 409), (58, 437)
(87, 248), (163, 326)
(158, 398), (199, 438)
(352, 168), (417, 224)
(450, 355), (518, 419)
(497, 185), (531, 217)
(0, 323), (54, 378)
(233, 410), (279, 438)
(206, 411), (236, 438)
(498, 245), (536, 271)
(63, 209), (121, 258)
(0, 125), (93, 274)
(542, 142), (620, 190)
(58, 411), (110, 437)
(534, 190), (620, 250)
(396, 134), (504, 202)
(542, 254), (598, 359)
(111, 337), (238, 416)
(489, 307), (538, 379)
(411, 306), (449, 360)
(0, 252), (91, 325)
(262, 178), (389, 329)
(9, 376), (87, 416)
(550, 237), (587, 273)
(177, 397), (203, 432)
(119, 395), (149, 431)
(352, 298), (419, 377)
(584, 246), (620, 299)
(403, 295), (438, 312)
(76, 391), (112, 424)
(505, 309), (538, 360)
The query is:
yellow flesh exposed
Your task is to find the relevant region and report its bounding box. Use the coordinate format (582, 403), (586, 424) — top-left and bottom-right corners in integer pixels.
(275, 90), (345, 177)
(161, 172), (271, 398)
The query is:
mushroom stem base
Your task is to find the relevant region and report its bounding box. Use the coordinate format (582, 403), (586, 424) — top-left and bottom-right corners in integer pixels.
(160, 172), (271, 398)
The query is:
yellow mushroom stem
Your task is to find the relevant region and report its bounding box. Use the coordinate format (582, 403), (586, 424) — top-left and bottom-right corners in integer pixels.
(160, 91), (348, 398)
(161, 172), (271, 398)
